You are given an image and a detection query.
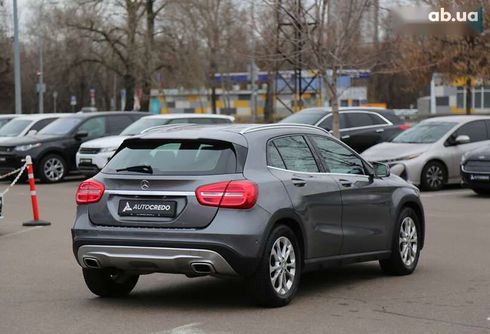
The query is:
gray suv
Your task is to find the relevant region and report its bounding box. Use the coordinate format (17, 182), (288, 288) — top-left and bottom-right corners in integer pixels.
(72, 124), (425, 307)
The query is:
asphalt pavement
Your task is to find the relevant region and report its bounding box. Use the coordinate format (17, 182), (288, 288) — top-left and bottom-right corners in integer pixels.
(0, 180), (489, 334)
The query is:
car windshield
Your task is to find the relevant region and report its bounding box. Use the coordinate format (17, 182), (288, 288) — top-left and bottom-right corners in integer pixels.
(120, 118), (169, 136)
(0, 118), (13, 129)
(104, 140), (237, 175)
(279, 110), (327, 125)
(0, 119), (32, 137)
(392, 121), (457, 144)
(39, 117), (81, 135)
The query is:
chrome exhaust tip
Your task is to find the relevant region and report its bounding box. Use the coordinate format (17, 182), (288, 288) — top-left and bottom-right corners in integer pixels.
(83, 257), (101, 269)
(190, 262), (215, 275)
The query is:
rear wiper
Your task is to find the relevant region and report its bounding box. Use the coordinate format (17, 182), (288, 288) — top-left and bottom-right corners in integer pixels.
(116, 165), (153, 174)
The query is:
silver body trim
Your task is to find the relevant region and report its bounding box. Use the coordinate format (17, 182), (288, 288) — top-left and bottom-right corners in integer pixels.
(77, 245), (238, 276)
(105, 190), (195, 196)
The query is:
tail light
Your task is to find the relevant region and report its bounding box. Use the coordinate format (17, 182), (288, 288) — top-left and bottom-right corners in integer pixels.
(196, 180), (258, 209)
(76, 180), (105, 205)
(399, 123), (411, 131)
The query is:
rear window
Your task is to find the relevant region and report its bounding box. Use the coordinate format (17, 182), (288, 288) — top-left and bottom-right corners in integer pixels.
(103, 140), (237, 175)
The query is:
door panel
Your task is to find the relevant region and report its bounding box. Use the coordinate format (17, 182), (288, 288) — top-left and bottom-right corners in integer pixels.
(308, 135), (394, 254)
(268, 135), (343, 258)
(268, 168), (343, 258)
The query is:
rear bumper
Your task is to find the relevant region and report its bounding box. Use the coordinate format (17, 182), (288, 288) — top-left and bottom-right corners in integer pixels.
(77, 245), (237, 276)
(72, 205), (272, 277)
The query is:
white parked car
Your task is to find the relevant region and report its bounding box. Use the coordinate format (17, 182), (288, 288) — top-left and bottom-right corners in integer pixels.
(76, 113), (235, 174)
(0, 113), (71, 143)
(362, 116), (490, 191)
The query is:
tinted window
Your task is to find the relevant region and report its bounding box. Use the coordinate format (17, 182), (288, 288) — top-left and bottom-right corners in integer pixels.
(39, 117), (82, 135)
(452, 121), (488, 143)
(272, 136), (319, 172)
(0, 119), (32, 137)
(318, 114), (346, 130)
(267, 141), (286, 169)
(378, 110), (403, 124)
(167, 118), (189, 124)
(30, 118), (56, 132)
(107, 115), (134, 135)
(211, 118), (232, 124)
(0, 118), (13, 128)
(346, 112), (375, 128)
(368, 113), (387, 125)
(310, 136), (365, 175)
(279, 110), (326, 125)
(104, 140), (237, 175)
(78, 117), (106, 138)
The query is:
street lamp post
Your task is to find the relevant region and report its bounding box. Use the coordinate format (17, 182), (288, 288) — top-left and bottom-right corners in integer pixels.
(12, 0), (22, 114)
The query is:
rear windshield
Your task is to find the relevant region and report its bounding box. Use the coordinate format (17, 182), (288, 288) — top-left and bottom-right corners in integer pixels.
(103, 140), (237, 175)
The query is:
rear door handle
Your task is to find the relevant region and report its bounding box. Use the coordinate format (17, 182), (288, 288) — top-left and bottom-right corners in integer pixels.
(291, 177), (307, 187)
(376, 128), (384, 133)
(341, 135), (350, 139)
(339, 179), (352, 188)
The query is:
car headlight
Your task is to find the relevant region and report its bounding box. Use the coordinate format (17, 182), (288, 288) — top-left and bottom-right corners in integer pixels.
(15, 143), (41, 151)
(100, 147), (118, 153)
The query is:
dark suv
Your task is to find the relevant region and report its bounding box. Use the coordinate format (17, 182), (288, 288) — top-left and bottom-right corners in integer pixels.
(0, 112), (145, 182)
(72, 124), (425, 307)
(280, 108), (410, 152)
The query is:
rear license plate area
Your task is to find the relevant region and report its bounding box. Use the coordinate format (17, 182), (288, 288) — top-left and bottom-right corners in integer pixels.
(118, 199), (177, 218)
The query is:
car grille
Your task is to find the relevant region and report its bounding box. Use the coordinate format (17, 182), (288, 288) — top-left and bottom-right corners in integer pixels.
(464, 160), (490, 173)
(0, 146), (14, 153)
(79, 147), (101, 154)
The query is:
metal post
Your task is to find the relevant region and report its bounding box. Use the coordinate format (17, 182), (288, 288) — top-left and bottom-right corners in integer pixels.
(250, 0), (257, 123)
(38, 38), (44, 114)
(12, 0), (22, 114)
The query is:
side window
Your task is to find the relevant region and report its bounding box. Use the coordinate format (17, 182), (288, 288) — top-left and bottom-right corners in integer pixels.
(310, 135), (365, 175)
(188, 118), (214, 124)
(267, 141), (286, 169)
(211, 118), (232, 124)
(30, 118), (55, 132)
(368, 113), (388, 125)
(78, 117), (106, 139)
(167, 119), (189, 124)
(453, 121), (487, 143)
(318, 114), (346, 130)
(272, 136), (319, 172)
(345, 112), (375, 128)
(107, 115), (133, 135)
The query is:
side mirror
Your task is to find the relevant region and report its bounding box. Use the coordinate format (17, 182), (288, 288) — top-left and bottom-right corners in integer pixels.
(455, 135), (470, 145)
(373, 162), (390, 178)
(75, 131), (89, 140)
(27, 129), (37, 136)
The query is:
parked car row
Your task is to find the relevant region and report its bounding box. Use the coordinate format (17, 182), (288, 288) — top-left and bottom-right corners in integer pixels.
(0, 112), (235, 183)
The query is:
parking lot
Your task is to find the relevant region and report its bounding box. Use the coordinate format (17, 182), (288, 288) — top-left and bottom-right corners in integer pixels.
(0, 180), (488, 334)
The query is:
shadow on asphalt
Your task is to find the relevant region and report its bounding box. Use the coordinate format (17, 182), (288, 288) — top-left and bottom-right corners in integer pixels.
(84, 263), (385, 309)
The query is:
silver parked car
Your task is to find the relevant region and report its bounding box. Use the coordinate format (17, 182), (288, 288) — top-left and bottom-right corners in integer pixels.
(362, 116), (490, 191)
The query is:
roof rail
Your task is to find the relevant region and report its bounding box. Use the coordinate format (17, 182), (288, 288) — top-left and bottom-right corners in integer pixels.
(139, 124), (196, 134)
(240, 123), (329, 135)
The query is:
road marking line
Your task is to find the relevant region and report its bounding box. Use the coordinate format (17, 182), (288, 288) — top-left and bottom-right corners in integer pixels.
(0, 226), (43, 239)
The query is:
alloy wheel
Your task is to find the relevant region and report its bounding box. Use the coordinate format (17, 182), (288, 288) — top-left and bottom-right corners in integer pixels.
(426, 165), (443, 189)
(269, 236), (296, 296)
(44, 157), (65, 182)
(399, 217), (418, 267)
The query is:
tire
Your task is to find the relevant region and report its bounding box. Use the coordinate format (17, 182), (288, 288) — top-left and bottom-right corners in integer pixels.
(38, 154), (67, 183)
(380, 207), (421, 276)
(249, 225), (302, 307)
(420, 161), (447, 191)
(83, 268), (139, 298)
(473, 188), (490, 195)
